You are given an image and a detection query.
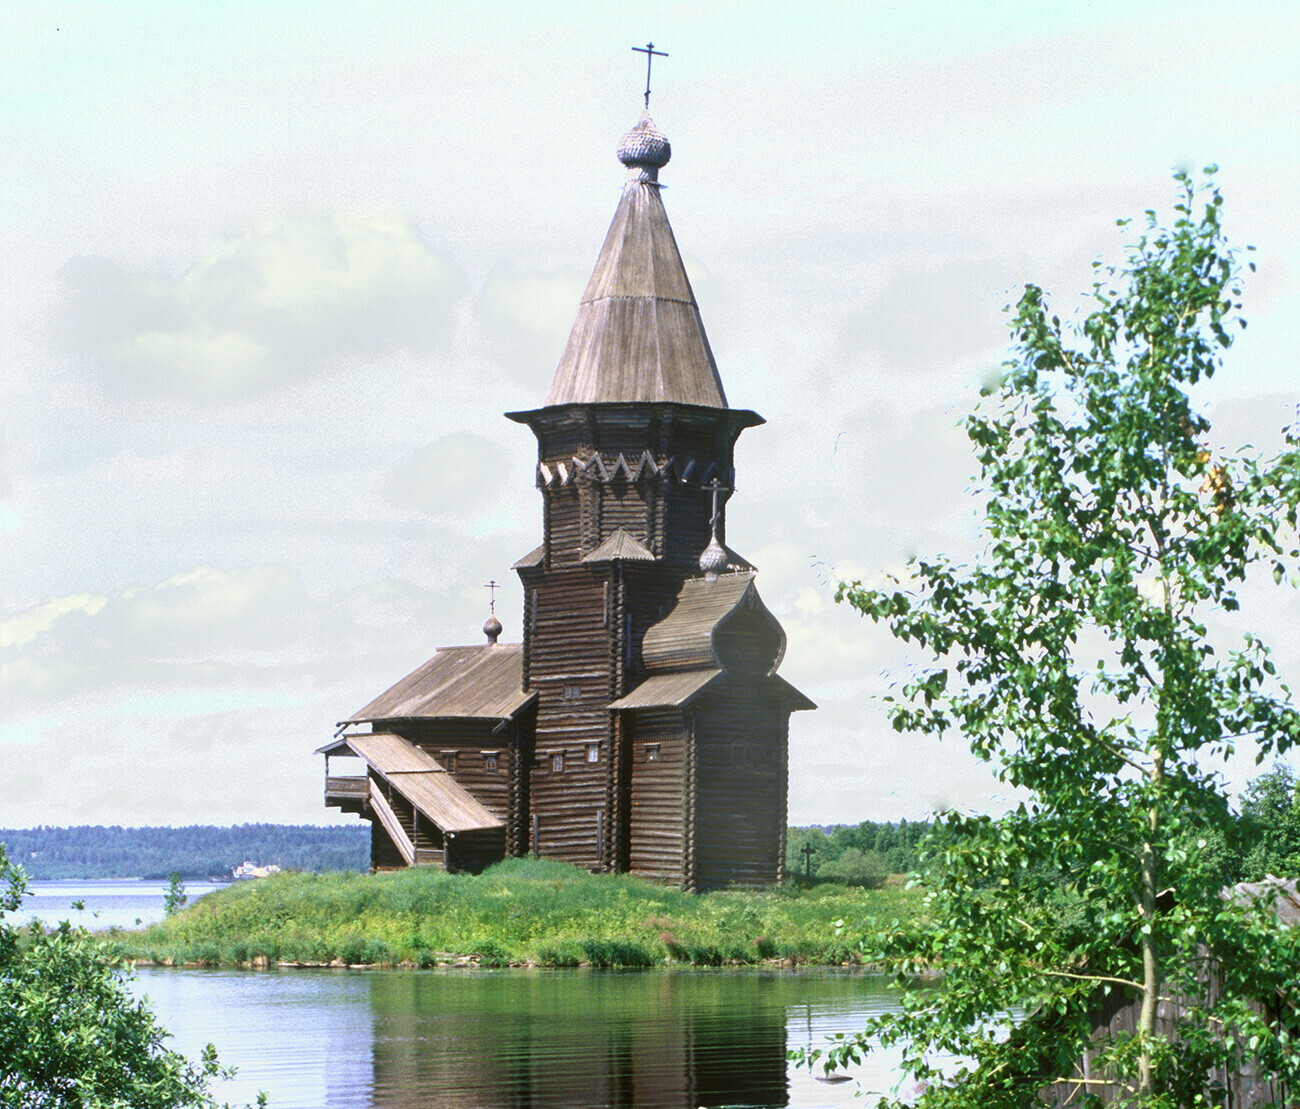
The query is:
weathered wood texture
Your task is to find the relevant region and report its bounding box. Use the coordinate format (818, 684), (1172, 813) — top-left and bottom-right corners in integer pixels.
(525, 566), (616, 870)
(627, 708), (688, 885)
(691, 683), (787, 891)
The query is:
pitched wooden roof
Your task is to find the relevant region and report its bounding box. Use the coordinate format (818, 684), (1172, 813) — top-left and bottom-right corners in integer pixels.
(582, 528), (655, 563)
(544, 176), (726, 408)
(343, 643), (534, 724)
(608, 668), (721, 709)
(341, 732), (503, 834)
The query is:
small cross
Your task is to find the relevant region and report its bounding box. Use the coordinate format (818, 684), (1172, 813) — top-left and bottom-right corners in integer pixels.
(706, 477), (727, 537)
(800, 841), (817, 881)
(632, 42), (668, 109)
(484, 579), (498, 615)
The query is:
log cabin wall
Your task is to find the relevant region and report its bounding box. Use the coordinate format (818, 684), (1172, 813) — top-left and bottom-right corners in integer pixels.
(527, 565), (616, 870)
(690, 682), (788, 891)
(626, 707), (689, 885)
(398, 718), (518, 849)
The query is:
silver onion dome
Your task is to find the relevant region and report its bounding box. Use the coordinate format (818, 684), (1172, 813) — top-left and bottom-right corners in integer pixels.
(618, 113), (671, 181)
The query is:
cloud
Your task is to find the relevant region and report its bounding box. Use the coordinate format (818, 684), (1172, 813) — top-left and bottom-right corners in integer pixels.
(54, 212), (463, 402)
(474, 267), (585, 384)
(3, 566), (326, 704)
(1, 592), (107, 649)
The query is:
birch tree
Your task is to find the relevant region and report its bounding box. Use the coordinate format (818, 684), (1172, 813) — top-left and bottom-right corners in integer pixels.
(823, 171), (1300, 1106)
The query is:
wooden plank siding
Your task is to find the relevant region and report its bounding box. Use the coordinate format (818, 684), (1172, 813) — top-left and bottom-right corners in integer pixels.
(691, 682), (787, 891)
(627, 708), (689, 886)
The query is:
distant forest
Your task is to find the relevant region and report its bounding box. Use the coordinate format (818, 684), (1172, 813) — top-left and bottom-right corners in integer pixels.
(0, 824), (370, 880)
(8, 763), (1298, 883)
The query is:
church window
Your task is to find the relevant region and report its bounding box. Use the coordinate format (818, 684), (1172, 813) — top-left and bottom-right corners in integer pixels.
(441, 751), (457, 772)
(587, 743), (600, 763)
(645, 744), (660, 762)
(563, 685), (581, 700)
(483, 752), (498, 772)
(552, 752), (565, 773)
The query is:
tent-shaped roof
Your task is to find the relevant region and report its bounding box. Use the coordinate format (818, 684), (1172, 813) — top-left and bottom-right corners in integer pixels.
(344, 643), (533, 724)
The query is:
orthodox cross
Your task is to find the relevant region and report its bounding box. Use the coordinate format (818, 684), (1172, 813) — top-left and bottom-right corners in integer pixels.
(484, 579), (498, 615)
(800, 840), (817, 881)
(632, 42), (667, 108)
(706, 476), (726, 539)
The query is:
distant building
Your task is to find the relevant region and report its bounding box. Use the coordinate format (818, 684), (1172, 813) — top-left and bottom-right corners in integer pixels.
(320, 109), (813, 891)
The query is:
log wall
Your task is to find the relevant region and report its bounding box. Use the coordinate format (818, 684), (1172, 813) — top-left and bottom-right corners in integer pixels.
(527, 565), (616, 870)
(690, 681), (788, 891)
(627, 707), (688, 886)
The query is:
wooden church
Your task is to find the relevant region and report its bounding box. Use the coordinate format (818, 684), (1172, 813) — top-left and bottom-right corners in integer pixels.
(320, 107), (813, 892)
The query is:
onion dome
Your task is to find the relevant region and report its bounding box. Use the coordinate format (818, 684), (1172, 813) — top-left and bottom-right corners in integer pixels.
(618, 113), (671, 182)
(699, 534), (728, 581)
(483, 613), (503, 645)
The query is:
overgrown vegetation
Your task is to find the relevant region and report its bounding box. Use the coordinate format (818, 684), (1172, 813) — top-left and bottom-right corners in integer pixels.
(819, 171), (1300, 1105)
(787, 820), (929, 887)
(0, 845), (260, 1107)
(116, 857), (924, 969)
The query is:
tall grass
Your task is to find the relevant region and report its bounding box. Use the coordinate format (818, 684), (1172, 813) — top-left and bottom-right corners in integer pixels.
(124, 858), (923, 969)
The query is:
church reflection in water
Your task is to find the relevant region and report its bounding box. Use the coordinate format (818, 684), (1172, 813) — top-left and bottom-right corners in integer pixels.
(363, 969), (789, 1108)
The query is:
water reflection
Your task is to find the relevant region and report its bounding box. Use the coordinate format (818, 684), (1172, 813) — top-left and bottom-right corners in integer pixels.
(136, 967), (908, 1109)
(367, 969), (788, 1108)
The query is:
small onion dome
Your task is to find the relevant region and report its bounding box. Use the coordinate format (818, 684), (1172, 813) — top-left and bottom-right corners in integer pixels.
(698, 535), (728, 581)
(483, 613), (503, 645)
(618, 113), (671, 182)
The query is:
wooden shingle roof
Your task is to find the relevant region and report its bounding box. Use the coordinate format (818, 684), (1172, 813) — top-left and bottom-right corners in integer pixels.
(343, 643), (534, 724)
(640, 573), (780, 673)
(340, 732), (503, 834)
(543, 177), (726, 408)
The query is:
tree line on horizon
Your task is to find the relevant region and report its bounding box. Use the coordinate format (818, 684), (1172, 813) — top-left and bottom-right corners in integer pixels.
(6, 762), (1300, 885)
(0, 823), (370, 880)
(788, 763), (1300, 891)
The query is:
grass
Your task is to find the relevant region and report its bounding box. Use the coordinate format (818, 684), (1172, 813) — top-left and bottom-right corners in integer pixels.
(121, 858), (925, 969)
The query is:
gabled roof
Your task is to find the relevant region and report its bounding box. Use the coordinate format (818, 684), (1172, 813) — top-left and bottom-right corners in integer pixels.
(582, 528), (656, 563)
(343, 643), (534, 724)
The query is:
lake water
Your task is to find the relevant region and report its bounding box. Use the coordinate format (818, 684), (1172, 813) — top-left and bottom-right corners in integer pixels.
(15, 878), (227, 931)
(135, 966), (917, 1108)
(14, 881), (922, 1107)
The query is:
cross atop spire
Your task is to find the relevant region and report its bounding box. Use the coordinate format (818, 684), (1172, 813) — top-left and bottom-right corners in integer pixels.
(632, 42), (667, 108)
(482, 579), (502, 645)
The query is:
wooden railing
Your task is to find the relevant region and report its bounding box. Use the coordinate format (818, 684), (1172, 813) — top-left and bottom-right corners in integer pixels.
(325, 775), (368, 799)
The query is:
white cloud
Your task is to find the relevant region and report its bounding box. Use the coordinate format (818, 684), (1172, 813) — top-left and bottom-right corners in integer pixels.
(55, 212), (463, 402)
(1, 592), (107, 649)
(386, 432), (508, 516)
(473, 267), (585, 383)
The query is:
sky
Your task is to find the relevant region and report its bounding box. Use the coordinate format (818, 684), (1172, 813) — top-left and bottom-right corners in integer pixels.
(3, 1), (1299, 830)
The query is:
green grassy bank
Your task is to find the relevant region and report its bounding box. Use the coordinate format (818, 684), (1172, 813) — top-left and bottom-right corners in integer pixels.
(119, 858), (924, 969)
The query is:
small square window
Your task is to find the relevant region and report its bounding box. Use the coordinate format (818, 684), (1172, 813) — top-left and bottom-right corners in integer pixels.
(587, 744), (600, 763)
(645, 744), (660, 762)
(563, 685), (581, 701)
(441, 751), (457, 772)
(483, 752), (498, 772)
(552, 752), (564, 773)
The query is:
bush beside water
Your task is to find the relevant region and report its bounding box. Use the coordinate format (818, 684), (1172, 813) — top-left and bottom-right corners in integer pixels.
(122, 858), (922, 969)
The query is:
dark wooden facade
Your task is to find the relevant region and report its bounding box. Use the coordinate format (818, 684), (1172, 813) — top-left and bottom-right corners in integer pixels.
(321, 110), (812, 889)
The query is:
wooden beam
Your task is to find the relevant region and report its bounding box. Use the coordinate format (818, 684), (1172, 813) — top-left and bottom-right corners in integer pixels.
(369, 784), (415, 866)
